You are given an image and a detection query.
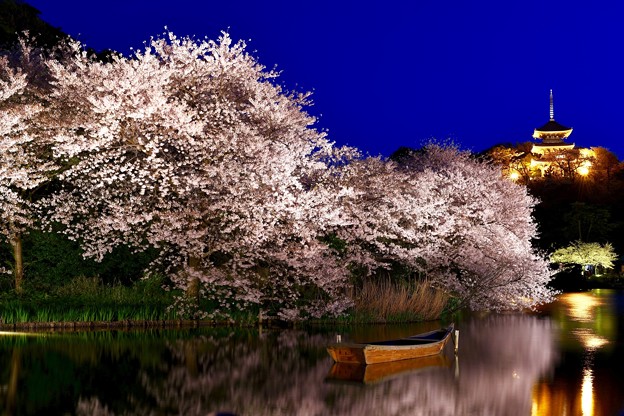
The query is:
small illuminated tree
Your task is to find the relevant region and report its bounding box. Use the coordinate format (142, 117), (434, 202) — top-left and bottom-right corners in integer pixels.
(550, 241), (617, 276)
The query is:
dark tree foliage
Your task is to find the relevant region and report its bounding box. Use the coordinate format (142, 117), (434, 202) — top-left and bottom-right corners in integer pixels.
(0, 231), (159, 291)
(0, 0), (65, 48)
(0, 1), (115, 61)
(527, 170), (624, 258)
(389, 146), (420, 165)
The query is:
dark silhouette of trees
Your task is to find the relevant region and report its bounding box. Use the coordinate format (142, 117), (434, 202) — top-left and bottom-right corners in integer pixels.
(0, 0), (65, 48)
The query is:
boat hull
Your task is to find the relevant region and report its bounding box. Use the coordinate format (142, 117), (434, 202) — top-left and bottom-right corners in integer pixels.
(327, 324), (454, 365)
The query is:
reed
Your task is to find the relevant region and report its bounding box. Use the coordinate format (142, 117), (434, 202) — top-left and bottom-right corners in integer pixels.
(353, 278), (449, 322)
(2, 306), (29, 324)
(0, 275), (178, 326)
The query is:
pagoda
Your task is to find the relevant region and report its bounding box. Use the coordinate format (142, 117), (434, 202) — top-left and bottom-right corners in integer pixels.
(531, 89), (574, 156)
(525, 90), (593, 178)
(499, 90), (594, 181)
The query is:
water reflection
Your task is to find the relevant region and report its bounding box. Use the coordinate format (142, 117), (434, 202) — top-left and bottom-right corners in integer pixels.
(581, 366), (594, 416)
(0, 315), (555, 415)
(326, 354), (452, 384)
(555, 290), (616, 351)
(451, 315), (557, 416)
(532, 290), (624, 416)
(2, 292), (624, 415)
(564, 292), (601, 322)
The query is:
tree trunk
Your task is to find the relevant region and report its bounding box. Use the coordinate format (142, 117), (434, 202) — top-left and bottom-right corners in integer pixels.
(10, 232), (24, 294)
(185, 256), (201, 302)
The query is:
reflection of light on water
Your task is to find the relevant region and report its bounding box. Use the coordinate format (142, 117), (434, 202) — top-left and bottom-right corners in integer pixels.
(531, 397), (539, 416)
(581, 367), (594, 416)
(562, 293), (600, 322)
(573, 328), (609, 351)
(0, 331), (47, 337)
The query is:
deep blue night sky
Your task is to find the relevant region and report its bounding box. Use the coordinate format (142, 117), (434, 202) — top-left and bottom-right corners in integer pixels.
(26, 0), (624, 159)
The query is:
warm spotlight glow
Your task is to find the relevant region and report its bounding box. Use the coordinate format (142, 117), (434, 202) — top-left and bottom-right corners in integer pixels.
(578, 166), (590, 176)
(585, 335), (608, 349)
(579, 148), (595, 158)
(581, 367), (594, 416)
(574, 328), (609, 350)
(509, 171), (520, 181)
(562, 293), (599, 322)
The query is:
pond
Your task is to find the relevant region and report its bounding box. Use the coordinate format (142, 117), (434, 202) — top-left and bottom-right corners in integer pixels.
(1, 289), (623, 415)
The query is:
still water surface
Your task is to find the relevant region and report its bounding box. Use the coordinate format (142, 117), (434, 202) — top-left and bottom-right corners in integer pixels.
(1, 289), (623, 415)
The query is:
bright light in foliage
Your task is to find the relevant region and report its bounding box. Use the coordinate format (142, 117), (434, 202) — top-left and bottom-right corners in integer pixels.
(578, 166), (590, 176)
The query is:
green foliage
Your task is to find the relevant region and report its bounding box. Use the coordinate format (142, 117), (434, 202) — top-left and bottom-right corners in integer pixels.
(0, 274), (177, 324)
(319, 233), (347, 255)
(550, 241), (618, 271)
(19, 230), (159, 289)
(0, 230), (160, 293)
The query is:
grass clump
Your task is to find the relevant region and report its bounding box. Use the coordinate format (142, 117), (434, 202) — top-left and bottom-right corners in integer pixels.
(351, 278), (450, 323)
(0, 275), (178, 325)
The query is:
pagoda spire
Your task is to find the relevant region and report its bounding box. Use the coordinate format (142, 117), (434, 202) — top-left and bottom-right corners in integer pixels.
(532, 89), (572, 142)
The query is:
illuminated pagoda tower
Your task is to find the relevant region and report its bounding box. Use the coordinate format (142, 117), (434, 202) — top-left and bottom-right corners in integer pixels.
(531, 89), (574, 156)
(527, 90), (593, 178)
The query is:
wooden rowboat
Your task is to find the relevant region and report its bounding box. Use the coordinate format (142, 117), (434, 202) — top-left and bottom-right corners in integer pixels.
(326, 323), (455, 365)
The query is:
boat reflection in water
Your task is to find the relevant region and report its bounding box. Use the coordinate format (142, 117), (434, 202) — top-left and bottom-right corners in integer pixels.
(0, 315), (557, 416)
(326, 353), (453, 384)
(324, 314), (558, 416)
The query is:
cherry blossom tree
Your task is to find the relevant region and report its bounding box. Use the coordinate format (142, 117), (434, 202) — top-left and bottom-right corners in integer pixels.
(332, 145), (554, 311)
(412, 145), (555, 311)
(0, 38), (64, 292)
(43, 32), (353, 319)
(1, 32), (553, 317)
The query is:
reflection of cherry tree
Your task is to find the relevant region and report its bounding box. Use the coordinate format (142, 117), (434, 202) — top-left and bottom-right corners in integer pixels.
(72, 315), (556, 415)
(450, 315), (557, 415)
(75, 397), (114, 416)
(133, 330), (335, 415)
